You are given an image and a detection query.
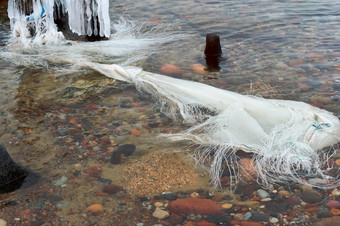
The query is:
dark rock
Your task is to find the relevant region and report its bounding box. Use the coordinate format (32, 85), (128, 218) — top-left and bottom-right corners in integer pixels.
(0, 144), (40, 194)
(147, 122), (159, 128)
(139, 197), (149, 202)
(97, 177), (112, 184)
(317, 211), (329, 218)
(120, 103), (133, 108)
(234, 182), (260, 196)
(110, 144), (136, 164)
(266, 201), (289, 213)
(73, 170), (81, 176)
(112, 122), (121, 127)
(301, 189), (322, 204)
(103, 184), (121, 194)
(160, 192), (178, 201)
(251, 211), (270, 222)
(206, 214), (231, 225)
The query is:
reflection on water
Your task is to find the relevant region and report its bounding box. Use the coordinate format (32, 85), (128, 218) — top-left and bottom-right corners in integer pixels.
(0, 0), (339, 224)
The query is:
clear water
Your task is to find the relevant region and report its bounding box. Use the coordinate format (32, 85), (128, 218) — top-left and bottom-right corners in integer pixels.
(0, 0), (340, 224)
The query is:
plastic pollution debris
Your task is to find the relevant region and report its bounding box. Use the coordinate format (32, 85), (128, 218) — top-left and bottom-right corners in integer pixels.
(82, 62), (340, 189)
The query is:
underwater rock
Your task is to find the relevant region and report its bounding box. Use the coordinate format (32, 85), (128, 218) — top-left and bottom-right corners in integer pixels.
(167, 198), (223, 215)
(110, 144), (136, 164)
(0, 144), (40, 194)
(152, 207), (170, 220)
(301, 189), (322, 204)
(103, 184), (121, 194)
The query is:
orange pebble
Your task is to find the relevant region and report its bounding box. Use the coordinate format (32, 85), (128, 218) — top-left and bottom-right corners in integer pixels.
(69, 118), (77, 124)
(131, 129), (141, 136)
(191, 64), (207, 74)
(335, 159), (340, 167)
(330, 208), (340, 216)
(160, 63), (182, 74)
(86, 204), (103, 212)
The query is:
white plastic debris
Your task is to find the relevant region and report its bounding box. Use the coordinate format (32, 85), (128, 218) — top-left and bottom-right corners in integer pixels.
(84, 62), (340, 189)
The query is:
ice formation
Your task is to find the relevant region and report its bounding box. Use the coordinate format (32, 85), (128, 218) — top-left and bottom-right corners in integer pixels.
(8, 0), (111, 42)
(83, 62), (340, 189)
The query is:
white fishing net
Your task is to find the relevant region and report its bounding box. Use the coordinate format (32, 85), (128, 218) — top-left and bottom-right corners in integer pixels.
(85, 62), (340, 189)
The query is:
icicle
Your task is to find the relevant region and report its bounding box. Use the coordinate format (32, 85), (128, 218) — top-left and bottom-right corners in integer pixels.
(7, 0), (111, 45)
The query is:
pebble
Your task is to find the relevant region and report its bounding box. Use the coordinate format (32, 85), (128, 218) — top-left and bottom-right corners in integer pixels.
(269, 217), (279, 224)
(332, 188), (340, 197)
(260, 198), (272, 202)
(191, 192), (199, 198)
(266, 201), (289, 212)
(86, 204), (103, 212)
(110, 144), (136, 164)
(233, 213), (243, 221)
(206, 214), (229, 224)
(160, 192), (178, 201)
(325, 200), (340, 209)
(136, 223), (145, 226)
(53, 176), (67, 186)
(251, 211), (270, 222)
(0, 219), (6, 226)
(152, 207), (169, 220)
(301, 189), (322, 204)
(154, 202), (164, 208)
(167, 198), (223, 215)
(285, 196), (301, 206)
(103, 184), (121, 194)
(243, 212), (252, 220)
(160, 64), (182, 74)
(256, 189), (270, 199)
(335, 159), (340, 167)
(191, 64), (207, 74)
(278, 190), (291, 196)
(330, 208), (340, 216)
(221, 203), (233, 209)
(57, 129), (69, 136)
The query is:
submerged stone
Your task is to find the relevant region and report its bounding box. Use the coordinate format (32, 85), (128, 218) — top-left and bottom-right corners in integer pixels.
(0, 144), (40, 194)
(167, 198), (223, 215)
(110, 144), (136, 164)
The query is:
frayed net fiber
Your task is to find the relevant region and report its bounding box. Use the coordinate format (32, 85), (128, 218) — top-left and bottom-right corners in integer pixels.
(87, 62), (340, 189)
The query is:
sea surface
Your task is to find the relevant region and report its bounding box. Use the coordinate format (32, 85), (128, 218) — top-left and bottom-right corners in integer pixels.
(0, 0), (339, 225)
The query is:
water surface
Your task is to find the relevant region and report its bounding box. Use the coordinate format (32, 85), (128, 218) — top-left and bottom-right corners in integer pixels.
(0, 0), (339, 224)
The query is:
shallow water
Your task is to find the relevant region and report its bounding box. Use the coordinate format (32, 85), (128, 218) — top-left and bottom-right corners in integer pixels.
(0, 0), (340, 224)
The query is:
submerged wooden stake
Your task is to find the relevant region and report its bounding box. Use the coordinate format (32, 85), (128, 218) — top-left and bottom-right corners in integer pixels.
(204, 33), (222, 70)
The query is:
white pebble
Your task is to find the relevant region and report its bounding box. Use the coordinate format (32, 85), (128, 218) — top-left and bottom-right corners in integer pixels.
(152, 207), (169, 220)
(269, 217), (279, 224)
(0, 219), (7, 226)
